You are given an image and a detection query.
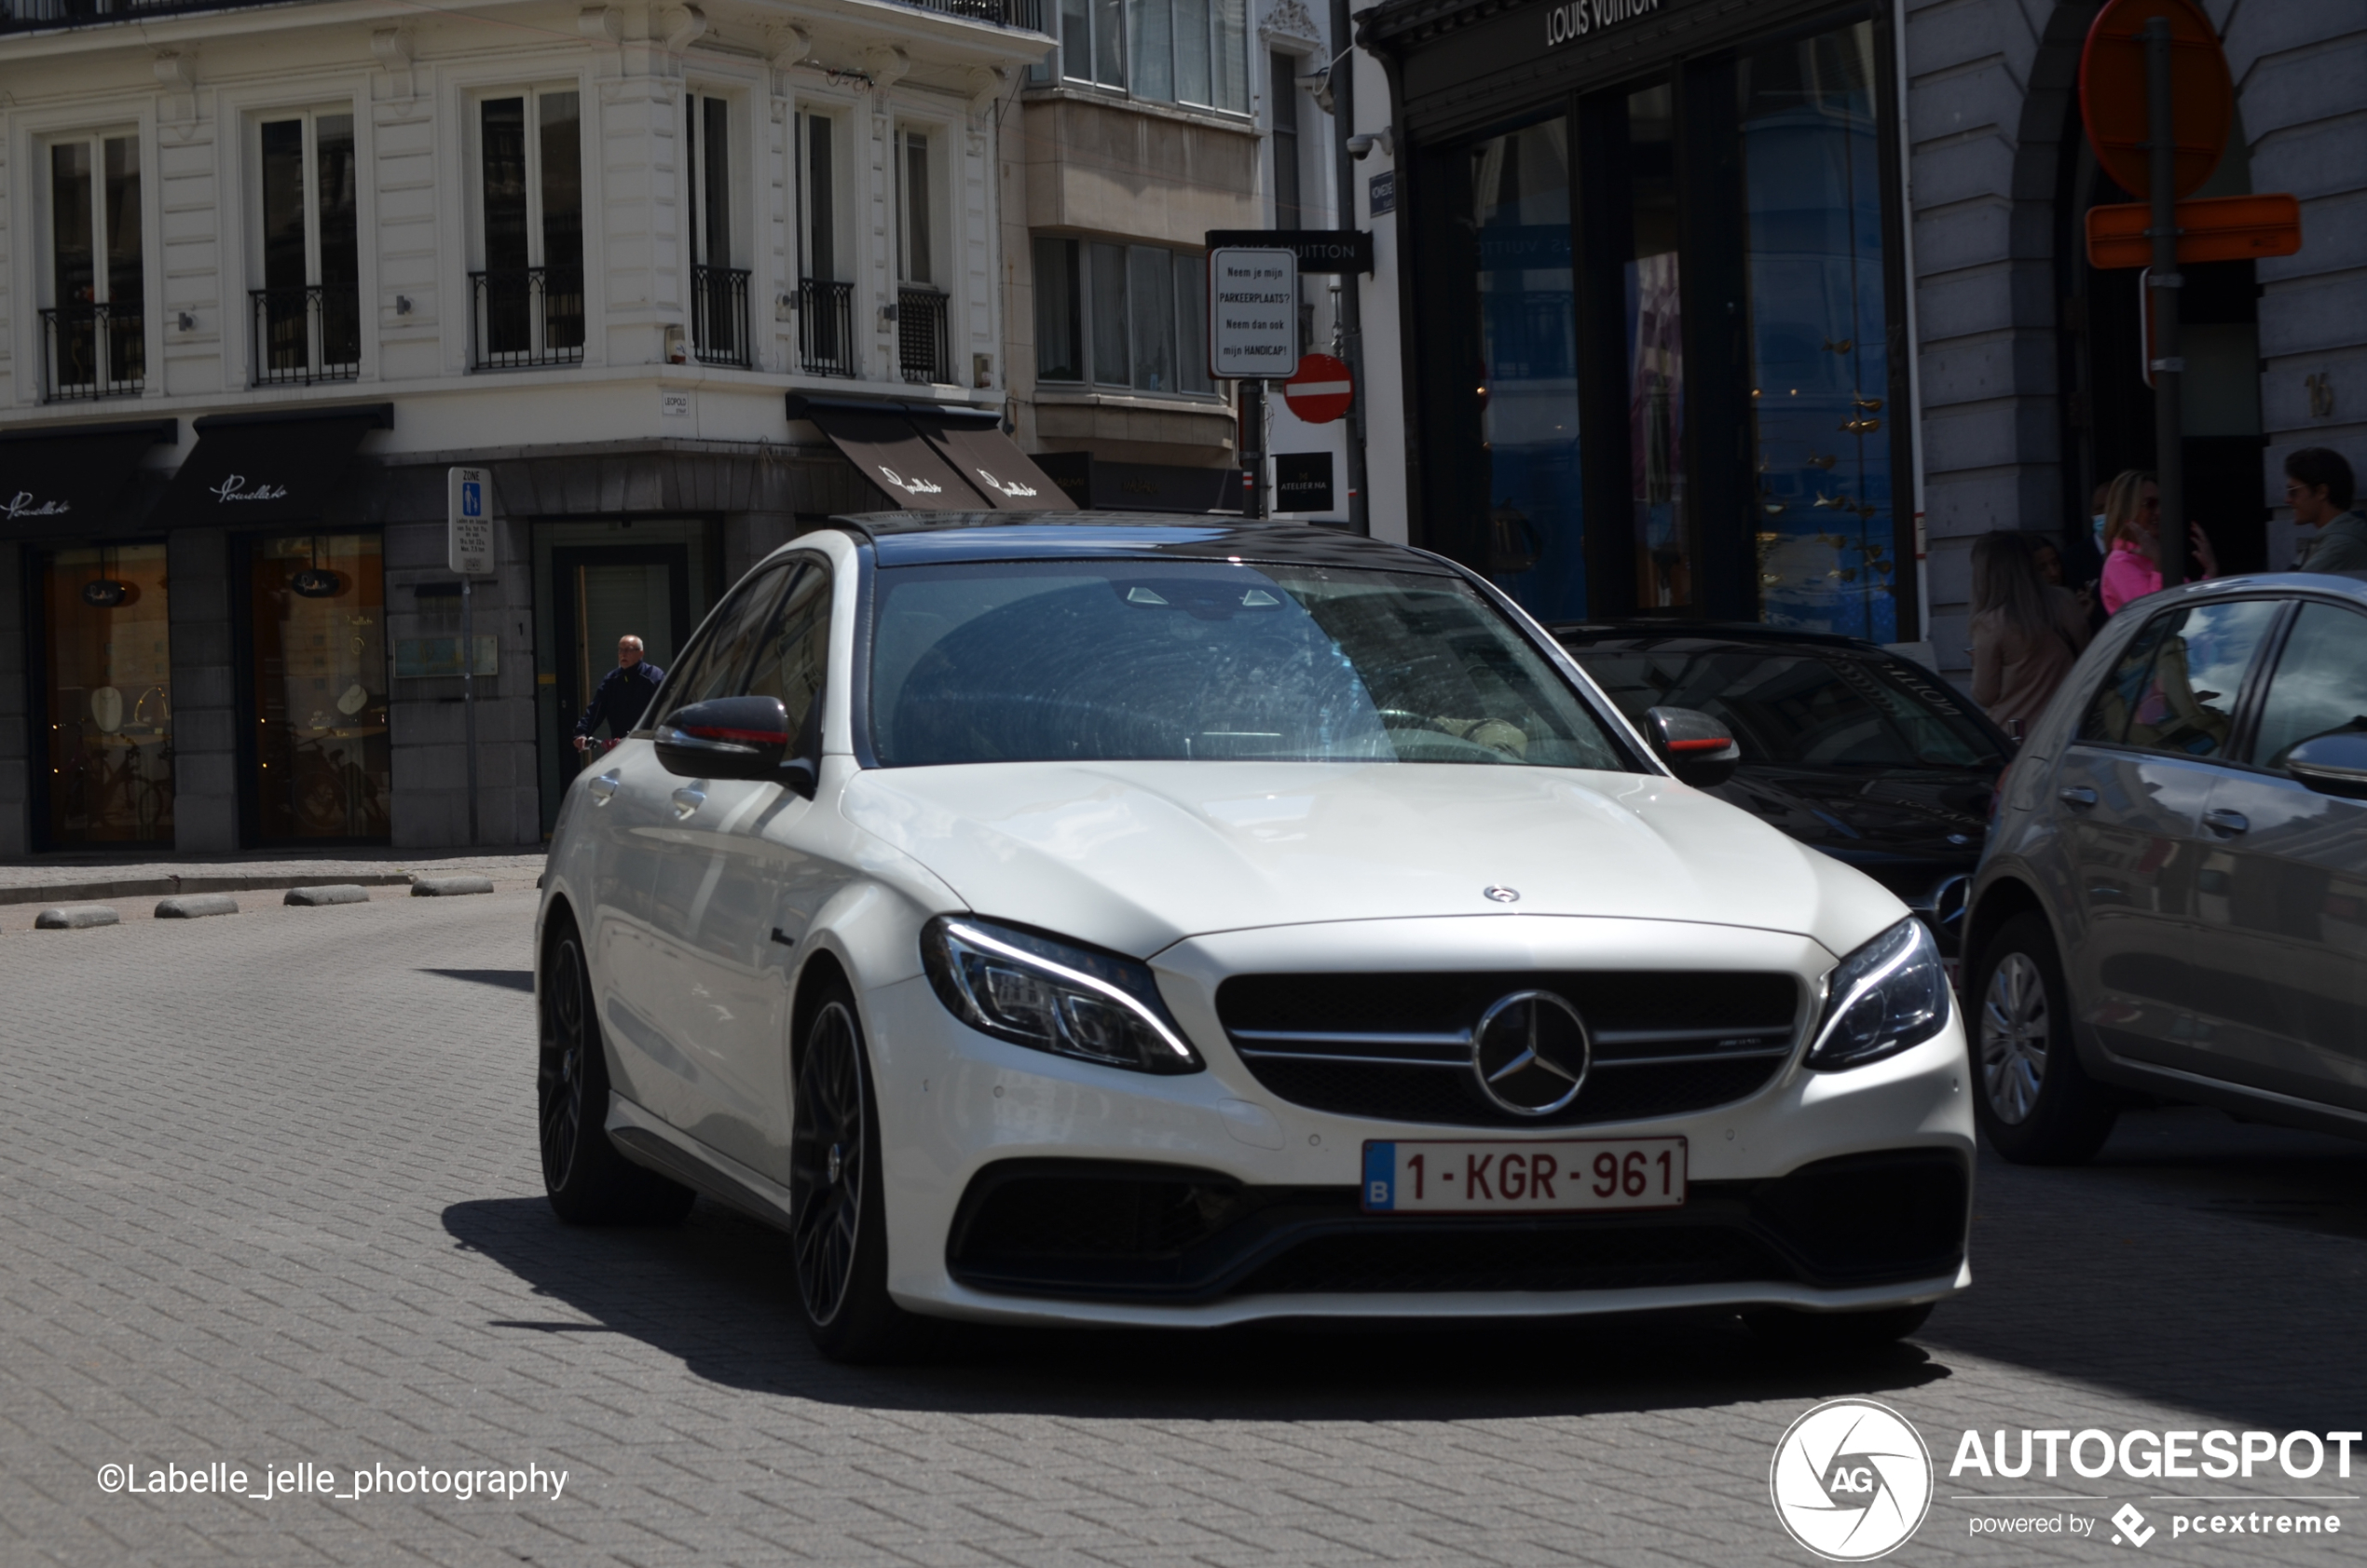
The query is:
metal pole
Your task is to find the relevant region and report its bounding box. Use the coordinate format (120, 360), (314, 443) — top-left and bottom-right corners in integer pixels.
(461, 574), (479, 846)
(1243, 378), (1269, 519)
(1329, 0), (1370, 536)
(2145, 15), (2185, 589)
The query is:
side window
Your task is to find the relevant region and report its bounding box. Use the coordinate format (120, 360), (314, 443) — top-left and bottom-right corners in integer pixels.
(649, 563), (793, 727)
(2249, 602), (2367, 770)
(744, 560), (832, 754)
(2076, 600), (2280, 759)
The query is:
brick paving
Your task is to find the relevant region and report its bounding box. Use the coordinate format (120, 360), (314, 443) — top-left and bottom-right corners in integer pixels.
(2, 890), (2363, 1566)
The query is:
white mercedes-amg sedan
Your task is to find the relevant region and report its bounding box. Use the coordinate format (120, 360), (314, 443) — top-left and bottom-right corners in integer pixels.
(534, 513), (1973, 1361)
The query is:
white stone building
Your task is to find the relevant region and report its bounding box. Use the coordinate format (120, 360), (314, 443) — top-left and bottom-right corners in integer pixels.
(0, 0), (1055, 853)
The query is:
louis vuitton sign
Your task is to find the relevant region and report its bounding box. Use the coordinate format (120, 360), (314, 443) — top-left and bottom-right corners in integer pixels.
(1543, 0), (1661, 48)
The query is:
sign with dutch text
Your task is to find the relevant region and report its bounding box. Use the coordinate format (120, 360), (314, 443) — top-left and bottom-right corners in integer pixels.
(447, 466), (493, 577)
(1209, 248), (1298, 381)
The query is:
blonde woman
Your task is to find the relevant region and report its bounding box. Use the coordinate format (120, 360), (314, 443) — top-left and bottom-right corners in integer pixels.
(1970, 533), (2092, 732)
(2099, 469), (2218, 614)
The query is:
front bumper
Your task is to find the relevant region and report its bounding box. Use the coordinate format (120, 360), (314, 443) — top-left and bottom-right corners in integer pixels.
(863, 916), (1976, 1327)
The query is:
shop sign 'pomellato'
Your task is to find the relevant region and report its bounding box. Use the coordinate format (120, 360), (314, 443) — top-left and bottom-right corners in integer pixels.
(1545, 0), (1661, 48)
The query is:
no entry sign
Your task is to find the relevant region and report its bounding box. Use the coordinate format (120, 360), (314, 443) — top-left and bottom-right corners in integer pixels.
(1283, 353), (1354, 424)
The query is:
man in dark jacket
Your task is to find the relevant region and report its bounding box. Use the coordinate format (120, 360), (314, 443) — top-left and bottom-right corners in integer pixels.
(2289, 447), (2367, 575)
(574, 635), (665, 754)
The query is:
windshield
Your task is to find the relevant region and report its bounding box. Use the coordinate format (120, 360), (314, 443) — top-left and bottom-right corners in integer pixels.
(869, 560), (1631, 770)
(1571, 644), (2004, 770)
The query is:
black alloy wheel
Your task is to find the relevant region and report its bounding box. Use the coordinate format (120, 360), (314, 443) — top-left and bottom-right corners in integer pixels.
(537, 917), (695, 1225)
(789, 990), (926, 1362)
(1969, 912), (2117, 1166)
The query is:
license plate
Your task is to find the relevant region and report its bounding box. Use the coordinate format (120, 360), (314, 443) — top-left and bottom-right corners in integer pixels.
(1361, 1137), (1687, 1214)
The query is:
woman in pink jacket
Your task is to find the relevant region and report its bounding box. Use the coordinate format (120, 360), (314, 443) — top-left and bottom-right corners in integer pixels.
(2099, 469), (2218, 614)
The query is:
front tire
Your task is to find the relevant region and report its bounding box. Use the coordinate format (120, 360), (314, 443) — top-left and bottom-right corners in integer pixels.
(789, 989), (927, 1363)
(1970, 912), (2116, 1166)
(538, 917), (695, 1225)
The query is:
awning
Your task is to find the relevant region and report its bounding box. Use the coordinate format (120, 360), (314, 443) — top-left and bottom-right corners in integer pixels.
(157, 403), (393, 527)
(0, 417), (177, 539)
(788, 395), (988, 511)
(910, 407), (1069, 511)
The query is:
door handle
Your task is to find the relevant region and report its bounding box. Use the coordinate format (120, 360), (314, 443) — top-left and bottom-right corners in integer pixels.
(670, 785), (706, 820)
(2203, 808), (2251, 836)
(2059, 785), (2099, 808)
(587, 771), (620, 803)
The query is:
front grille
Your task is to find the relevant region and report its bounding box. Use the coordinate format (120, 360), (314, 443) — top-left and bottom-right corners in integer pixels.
(1216, 971), (1803, 1127)
(1234, 1220), (1783, 1295)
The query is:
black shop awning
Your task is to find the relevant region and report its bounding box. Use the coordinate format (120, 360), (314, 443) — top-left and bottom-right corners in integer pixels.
(789, 395), (988, 511)
(158, 403), (392, 527)
(912, 406), (1068, 511)
(0, 417), (177, 539)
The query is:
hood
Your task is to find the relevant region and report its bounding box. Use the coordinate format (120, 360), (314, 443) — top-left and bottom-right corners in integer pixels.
(840, 761), (1905, 960)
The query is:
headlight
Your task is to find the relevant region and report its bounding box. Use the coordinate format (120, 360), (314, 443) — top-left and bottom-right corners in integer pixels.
(1804, 917), (1950, 1070)
(921, 916), (1203, 1075)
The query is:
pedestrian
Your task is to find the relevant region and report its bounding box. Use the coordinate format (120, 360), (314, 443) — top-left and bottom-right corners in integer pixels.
(2099, 469), (2219, 615)
(1970, 532), (2093, 735)
(2284, 447), (2367, 574)
(574, 634), (665, 758)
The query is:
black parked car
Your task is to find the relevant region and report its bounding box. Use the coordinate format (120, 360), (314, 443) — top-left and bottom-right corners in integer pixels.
(1553, 623), (2012, 961)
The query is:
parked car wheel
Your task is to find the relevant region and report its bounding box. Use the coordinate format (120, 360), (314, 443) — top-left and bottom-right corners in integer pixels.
(790, 990), (926, 1363)
(1970, 912), (2116, 1166)
(1743, 1302), (1932, 1356)
(538, 917), (696, 1225)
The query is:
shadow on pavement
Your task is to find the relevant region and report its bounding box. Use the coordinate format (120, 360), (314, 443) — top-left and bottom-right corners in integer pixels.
(441, 1196), (1949, 1420)
(1919, 1107), (2367, 1435)
(420, 968), (536, 992)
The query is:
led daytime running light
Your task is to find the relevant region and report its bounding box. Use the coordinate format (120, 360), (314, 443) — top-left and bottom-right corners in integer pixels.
(940, 920), (1197, 1067)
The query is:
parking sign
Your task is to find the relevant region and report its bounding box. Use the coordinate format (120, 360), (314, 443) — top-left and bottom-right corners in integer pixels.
(447, 466), (493, 576)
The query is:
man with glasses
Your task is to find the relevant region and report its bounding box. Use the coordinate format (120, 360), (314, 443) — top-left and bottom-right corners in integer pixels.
(2287, 447), (2367, 575)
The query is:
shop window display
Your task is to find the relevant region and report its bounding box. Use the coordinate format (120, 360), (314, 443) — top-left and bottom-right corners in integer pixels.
(250, 534), (390, 840)
(1738, 19), (1896, 641)
(42, 544), (173, 844)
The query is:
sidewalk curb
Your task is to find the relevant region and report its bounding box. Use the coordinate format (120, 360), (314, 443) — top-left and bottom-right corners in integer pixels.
(0, 871), (422, 907)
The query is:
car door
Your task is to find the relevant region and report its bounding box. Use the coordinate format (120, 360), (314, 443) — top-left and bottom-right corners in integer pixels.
(642, 555), (850, 1183)
(2053, 596), (2282, 1069)
(599, 563), (793, 1131)
(2190, 597), (2367, 1110)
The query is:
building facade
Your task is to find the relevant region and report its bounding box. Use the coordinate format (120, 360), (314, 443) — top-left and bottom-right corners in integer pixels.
(0, 0), (1054, 855)
(999, 0), (1352, 518)
(1346, 0), (2367, 682)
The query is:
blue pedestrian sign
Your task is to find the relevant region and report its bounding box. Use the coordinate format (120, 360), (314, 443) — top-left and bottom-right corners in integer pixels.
(446, 466), (494, 576)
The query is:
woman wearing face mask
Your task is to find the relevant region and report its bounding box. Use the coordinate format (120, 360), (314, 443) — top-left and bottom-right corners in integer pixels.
(2099, 469), (2218, 614)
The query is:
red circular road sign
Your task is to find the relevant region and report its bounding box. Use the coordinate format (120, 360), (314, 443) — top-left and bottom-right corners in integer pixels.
(2079, 0), (2232, 200)
(1283, 353), (1355, 425)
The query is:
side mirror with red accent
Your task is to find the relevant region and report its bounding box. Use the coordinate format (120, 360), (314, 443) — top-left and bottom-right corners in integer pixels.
(656, 695), (812, 791)
(1644, 705), (1742, 789)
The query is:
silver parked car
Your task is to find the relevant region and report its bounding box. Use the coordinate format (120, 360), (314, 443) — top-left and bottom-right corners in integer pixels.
(1966, 572), (2367, 1164)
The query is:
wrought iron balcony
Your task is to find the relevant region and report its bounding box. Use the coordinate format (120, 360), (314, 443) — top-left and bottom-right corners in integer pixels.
(251, 283), (360, 386)
(40, 302), (142, 402)
(690, 265), (751, 369)
(896, 287), (951, 386)
(794, 280), (858, 378)
(3, 0), (1042, 33)
(470, 267), (585, 371)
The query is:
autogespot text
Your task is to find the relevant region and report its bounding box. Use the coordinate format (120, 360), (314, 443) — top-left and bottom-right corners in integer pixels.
(96, 1460), (568, 1503)
(1951, 1427), (2362, 1480)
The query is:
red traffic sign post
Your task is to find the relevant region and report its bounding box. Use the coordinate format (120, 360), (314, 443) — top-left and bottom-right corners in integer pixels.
(2087, 192), (2301, 269)
(2080, 0), (2230, 199)
(1282, 353), (1354, 425)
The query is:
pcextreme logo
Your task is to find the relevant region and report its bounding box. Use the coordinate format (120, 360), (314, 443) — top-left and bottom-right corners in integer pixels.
(1771, 1399), (1936, 1561)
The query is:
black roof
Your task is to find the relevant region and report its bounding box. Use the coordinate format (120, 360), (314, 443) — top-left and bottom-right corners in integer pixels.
(1547, 620), (1906, 656)
(829, 511), (1457, 573)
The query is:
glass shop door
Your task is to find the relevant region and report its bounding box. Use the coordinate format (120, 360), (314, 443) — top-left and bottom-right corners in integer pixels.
(244, 533), (391, 842)
(39, 543), (174, 846)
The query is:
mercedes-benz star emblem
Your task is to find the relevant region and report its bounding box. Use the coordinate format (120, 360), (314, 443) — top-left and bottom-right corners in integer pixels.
(1483, 885), (1520, 904)
(1470, 990), (1590, 1116)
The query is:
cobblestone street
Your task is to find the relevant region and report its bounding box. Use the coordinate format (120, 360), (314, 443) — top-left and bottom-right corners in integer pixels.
(3, 886), (2363, 1567)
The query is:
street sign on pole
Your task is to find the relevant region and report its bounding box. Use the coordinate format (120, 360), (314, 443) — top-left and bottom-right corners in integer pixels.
(1209, 248), (1298, 380)
(1282, 353), (1355, 425)
(2079, 0), (2230, 200)
(447, 466), (493, 577)
(445, 466), (490, 845)
(2085, 192), (2301, 268)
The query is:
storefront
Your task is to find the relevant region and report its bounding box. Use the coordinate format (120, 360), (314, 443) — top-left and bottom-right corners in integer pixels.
(1361, 0), (1916, 640)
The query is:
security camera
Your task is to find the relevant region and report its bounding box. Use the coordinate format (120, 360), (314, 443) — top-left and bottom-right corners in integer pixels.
(1347, 126), (1394, 160)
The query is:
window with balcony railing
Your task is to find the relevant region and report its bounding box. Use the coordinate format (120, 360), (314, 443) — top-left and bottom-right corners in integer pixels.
(794, 111), (856, 377)
(43, 132), (144, 402)
(685, 92), (749, 368)
(255, 110), (361, 386)
(472, 89), (584, 371)
(897, 287), (951, 385)
(795, 279), (858, 378)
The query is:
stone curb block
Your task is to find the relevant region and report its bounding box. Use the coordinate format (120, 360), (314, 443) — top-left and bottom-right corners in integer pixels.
(34, 905), (119, 930)
(285, 885), (372, 907)
(156, 894), (239, 920)
(411, 875), (496, 897)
